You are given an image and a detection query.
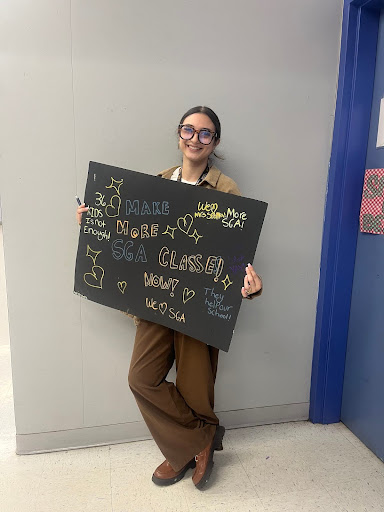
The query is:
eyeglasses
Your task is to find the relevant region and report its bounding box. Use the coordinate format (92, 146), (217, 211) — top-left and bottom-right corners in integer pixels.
(178, 124), (216, 145)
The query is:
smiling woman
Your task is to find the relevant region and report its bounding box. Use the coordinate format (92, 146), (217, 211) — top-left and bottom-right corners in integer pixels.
(76, 105), (263, 490)
(127, 106), (263, 490)
(174, 106), (221, 184)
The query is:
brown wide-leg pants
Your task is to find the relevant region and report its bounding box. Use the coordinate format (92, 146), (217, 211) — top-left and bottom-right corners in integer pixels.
(128, 319), (219, 472)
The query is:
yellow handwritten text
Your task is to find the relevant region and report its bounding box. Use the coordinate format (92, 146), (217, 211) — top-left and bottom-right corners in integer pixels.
(84, 225), (111, 241)
(144, 272), (179, 296)
(222, 207), (247, 229)
(158, 246), (224, 280)
(117, 221), (159, 239)
(194, 201), (224, 220)
(145, 298), (186, 323)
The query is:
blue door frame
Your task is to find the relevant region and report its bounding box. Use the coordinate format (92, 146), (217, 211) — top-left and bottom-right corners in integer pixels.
(310, 0), (384, 424)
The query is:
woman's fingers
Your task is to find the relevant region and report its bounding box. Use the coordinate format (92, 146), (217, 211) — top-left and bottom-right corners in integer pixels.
(241, 273), (251, 297)
(246, 265), (255, 286)
(241, 286), (249, 298)
(241, 264), (262, 297)
(76, 203), (88, 225)
(247, 264), (262, 289)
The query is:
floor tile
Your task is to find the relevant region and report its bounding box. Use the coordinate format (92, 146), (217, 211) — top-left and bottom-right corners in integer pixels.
(0, 471), (41, 512)
(0, 448), (47, 476)
(337, 432), (384, 476)
(181, 448), (260, 509)
(111, 465), (189, 512)
(0, 401), (16, 436)
(0, 381), (12, 400)
(190, 498), (265, 511)
(244, 457), (320, 499)
(261, 487), (345, 512)
(235, 437), (319, 498)
(41, 445), (110, 475)
(34, 468), (112, 512)
(0, 433), (16, 460)
(0, 415), (46, 478)
(369, 473), (384, 496)
(302, 437), (383, 485)
(109, 438), (160, 472)
(227, 421), (347, 448)
(325, 477), (384, 511)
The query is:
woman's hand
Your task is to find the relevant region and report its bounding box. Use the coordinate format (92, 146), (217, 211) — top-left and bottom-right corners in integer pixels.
(241, 263), (262, 298)
(76, 203), (89, 226)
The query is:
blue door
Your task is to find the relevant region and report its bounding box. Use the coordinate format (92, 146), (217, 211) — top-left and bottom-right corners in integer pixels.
(341, 10), (384, 461)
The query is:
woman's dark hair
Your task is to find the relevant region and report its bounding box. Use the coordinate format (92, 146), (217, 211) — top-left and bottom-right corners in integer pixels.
(179, 106), (221, 140)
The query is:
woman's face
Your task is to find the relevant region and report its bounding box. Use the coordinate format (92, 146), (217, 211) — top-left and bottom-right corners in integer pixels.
(178, 113), (220, 165)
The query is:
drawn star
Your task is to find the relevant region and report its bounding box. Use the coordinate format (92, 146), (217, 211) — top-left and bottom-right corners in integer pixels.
(162, 225), (176, 239)
(221, 274), (233, 291)
(189, 229), (203, 244)
(105, 177), (123, 195)
(86, 245), (102, 265)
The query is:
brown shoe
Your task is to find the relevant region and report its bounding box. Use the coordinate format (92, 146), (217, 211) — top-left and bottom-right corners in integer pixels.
(152, 459), (196, 486)
(192, 426), (225, 490)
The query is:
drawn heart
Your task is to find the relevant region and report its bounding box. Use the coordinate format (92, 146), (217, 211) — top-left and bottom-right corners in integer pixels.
(182, 288), (196, 304)
(159, 302), (168, 314)
(177, 214), (193, 235)
(105, 194), (121, 218)
(84, 265), (104, 289)
(118, 281), (127, 294)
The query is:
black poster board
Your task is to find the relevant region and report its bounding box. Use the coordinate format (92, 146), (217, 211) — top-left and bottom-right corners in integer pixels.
(74, 162), (268, 352)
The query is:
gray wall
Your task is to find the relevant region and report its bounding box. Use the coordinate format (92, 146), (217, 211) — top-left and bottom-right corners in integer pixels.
(0, 0), (343, 453)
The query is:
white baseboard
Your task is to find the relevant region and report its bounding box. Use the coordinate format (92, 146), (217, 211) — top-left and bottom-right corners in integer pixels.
(16, 402), (309, 455)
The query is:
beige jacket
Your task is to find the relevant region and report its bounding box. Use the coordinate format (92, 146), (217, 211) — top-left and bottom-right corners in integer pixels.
(157, 165), (241, 195)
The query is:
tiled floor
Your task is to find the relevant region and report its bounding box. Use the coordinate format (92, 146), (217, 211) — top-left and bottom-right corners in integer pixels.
(1, 225), (384, 511)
